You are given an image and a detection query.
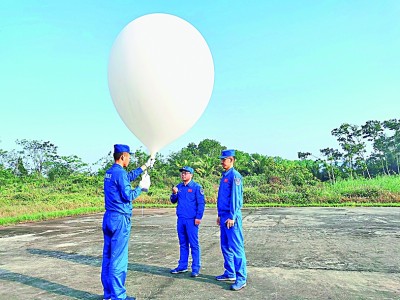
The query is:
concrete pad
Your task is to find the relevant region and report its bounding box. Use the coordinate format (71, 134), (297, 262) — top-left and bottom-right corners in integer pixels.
(1, 207), (400, 299)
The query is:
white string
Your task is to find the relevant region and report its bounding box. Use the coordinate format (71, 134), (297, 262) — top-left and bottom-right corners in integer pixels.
(142, 170), (147, 217)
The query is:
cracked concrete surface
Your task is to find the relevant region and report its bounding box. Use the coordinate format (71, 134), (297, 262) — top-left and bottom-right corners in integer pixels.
(1, 207), (400, 299)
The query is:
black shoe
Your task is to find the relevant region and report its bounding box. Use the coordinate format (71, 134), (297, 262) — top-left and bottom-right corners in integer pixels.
(125, 297), (136, 300)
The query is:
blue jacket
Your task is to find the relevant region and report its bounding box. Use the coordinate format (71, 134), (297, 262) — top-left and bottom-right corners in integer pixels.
(104, 164), (143, 215)
(170, 180), (205, 219)
(217, 167), (243, 223)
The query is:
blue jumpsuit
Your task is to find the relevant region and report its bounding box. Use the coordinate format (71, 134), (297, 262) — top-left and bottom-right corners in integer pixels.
(101, 164), (143, 300)
(217, 167), (247, 285)
(170, 180), (205, 273)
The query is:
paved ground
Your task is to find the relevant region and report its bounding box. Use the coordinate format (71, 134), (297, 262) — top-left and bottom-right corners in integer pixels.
(1, 207), (400, 300)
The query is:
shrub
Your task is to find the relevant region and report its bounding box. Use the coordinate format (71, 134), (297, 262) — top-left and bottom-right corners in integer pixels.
(243, 187), (269, 204)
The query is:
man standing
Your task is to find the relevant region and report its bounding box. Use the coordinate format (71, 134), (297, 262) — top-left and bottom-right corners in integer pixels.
(170, 166), (206, 277)
(215, 149), (247, 291)
(101, 144), (155, 300)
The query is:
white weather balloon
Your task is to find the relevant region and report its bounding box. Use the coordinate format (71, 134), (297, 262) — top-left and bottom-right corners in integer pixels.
(108, 13), (214, 156)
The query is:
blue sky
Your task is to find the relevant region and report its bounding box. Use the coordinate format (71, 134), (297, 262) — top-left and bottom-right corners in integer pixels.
(1, 1), (399, 165)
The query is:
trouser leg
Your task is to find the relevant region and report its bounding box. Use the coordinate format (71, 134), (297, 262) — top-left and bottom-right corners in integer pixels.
(226, 216), (247, 283)
(103, 212), (131, 300)
(186, 218), (201, 272)
(177, 218), (189, 269)
(101, 213), (112, 299)
(220, 223), (235, 277)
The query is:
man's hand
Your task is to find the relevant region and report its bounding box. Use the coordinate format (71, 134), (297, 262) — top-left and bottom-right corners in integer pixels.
(195, 219), (201, 225)
(216, 217), (220, 226)
(172, 186), (178, 194)
(225, 218), (235, 229)
(139, 173), (151, 192)
(145, 157), (156, 169)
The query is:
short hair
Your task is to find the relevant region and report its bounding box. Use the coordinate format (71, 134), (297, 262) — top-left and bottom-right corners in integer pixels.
(114, 152), (123, 161)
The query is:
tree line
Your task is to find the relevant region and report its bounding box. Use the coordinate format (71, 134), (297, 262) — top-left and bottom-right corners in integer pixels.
(298, 118), (400, 183)
(0, 118), (398, 189)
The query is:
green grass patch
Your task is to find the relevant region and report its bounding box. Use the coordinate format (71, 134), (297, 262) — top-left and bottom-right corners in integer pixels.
(0, 207), (105, 226)
(1, 175), (400, 226)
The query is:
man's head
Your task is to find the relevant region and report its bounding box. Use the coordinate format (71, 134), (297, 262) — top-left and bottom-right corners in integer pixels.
(219, 149), (235, 171)
(113, 144), (133, 167)
(179, 166), (194, 183)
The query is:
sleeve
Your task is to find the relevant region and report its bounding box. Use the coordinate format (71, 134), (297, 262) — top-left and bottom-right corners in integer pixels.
(217, 178), (222, 218)
(170, 183), (179, 204)
(229, 174), (243, 221)
(170, 193), (178, 204)
(127, 167), (143, 182)
(195, 184), (206, 219)
(118, 172), (142, 202)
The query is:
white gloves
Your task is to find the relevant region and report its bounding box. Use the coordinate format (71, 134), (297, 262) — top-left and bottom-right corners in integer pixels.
(145, 157), (156, 169)
(139, 172), (151, 192)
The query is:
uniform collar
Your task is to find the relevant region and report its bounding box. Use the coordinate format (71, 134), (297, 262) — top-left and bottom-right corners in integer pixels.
(222, 167), (234, 176)
(183, 179), (193, 186)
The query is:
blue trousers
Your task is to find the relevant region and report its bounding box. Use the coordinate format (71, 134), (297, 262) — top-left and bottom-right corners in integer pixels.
(177, 218), (201, 272)
(219, 215), (247, 284)
(101, 211), (131, 300)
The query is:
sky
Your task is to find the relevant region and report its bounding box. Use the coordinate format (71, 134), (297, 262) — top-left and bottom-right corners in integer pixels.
(1, 1), (399, 165)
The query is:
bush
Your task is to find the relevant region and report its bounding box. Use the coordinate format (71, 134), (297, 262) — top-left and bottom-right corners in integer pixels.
(341, 186), (380, 199)
(243, 187), (269, 204)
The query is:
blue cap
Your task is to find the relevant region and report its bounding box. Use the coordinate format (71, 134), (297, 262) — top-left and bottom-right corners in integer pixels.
(114, 144), (133, 154)
(179, 166), (194, 174)
(219, 149), (235, 159)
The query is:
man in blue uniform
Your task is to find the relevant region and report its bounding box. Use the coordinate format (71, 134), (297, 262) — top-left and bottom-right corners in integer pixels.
(170, 166), (206, 277)
(101, 144), (155, 300)
(215, 149), (247, 291)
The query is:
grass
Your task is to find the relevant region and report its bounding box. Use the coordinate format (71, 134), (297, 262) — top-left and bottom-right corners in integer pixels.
(324, 175), (400, 203)
(243, 202), (400, 208)
(1, 175), (400, 226)
(0, 207), (105, 226)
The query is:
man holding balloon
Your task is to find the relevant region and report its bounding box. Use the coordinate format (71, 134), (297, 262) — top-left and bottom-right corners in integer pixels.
(101, 144), (154, 300)
(106, 12), (214, 298)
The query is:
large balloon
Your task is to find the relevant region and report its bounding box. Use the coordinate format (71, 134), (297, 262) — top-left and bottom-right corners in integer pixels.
(108, 13), (214, 156)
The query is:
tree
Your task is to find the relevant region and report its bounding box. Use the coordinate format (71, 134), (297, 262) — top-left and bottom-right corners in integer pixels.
(331, 123), (370, 178)
(232, 151), (251, 176)
(297, 151), (327, 181)
(320, 148), (342, 183)
(0, 149), (26, 176)
(16, 139), (59, 176)
(197, 139), (224, 157)
(16, 157), (28, 177)
(361, 120), (387, 176)
(0, 149), (9, 169)
(167, 139), (226, 177)
(46, 155), (89, 180)
(374, 135), (391, 175)
(193, 155), (219, 177)
(297, 152), (312, 160)
(382, 119), (400, 174)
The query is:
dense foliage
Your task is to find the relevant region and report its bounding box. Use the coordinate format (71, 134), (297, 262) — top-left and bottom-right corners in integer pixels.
(1, 118), (400, 224)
